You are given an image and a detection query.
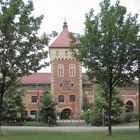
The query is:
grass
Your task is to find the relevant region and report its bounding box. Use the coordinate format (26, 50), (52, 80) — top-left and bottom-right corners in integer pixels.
(0, 130), (140, 140)
(113, 121), (138, 126)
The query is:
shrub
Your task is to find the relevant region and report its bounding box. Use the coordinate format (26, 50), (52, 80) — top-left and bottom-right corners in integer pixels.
(83, 110), (93, 124)
(124, 112), (138, 122)
(90, 116), (102, 126)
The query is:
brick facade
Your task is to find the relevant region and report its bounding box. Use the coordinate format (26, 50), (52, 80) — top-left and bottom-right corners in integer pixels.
(21, 22), (139, 119)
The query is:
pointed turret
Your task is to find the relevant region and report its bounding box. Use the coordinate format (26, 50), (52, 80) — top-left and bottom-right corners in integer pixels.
(50, 21), (71, 48)
(63, 19), (68, 30)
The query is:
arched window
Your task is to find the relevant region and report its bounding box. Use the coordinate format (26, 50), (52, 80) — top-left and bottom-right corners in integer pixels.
(69, 64), (76, 77)
(58, 64), (64, 77)
(125, 100), (134, 112)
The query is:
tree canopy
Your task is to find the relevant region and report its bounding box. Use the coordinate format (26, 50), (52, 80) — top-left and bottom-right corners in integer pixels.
(3, 79), (26, 118)
(71, 0), (140, 135)
(84, 83), (124, 126)
(0, 0), (51, 133)
(39, 91), (57, 123)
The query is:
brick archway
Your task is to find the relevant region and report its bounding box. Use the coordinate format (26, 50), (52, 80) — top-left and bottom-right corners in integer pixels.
(60, 108), (71, 119)
(125, 100), (134, 112)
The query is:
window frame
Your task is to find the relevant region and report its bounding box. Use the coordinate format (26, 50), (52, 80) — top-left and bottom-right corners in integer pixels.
(69, 64), (76, 77)
(58, 95), (65, 102)
(69, 95), (75, 102)
(58, 64), (64, 77)
(31, 96), (38, 103)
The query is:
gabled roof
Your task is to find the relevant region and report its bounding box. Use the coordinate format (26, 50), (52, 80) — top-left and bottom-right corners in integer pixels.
(50, 21), (71, 48)
(21, 73), (51, 84)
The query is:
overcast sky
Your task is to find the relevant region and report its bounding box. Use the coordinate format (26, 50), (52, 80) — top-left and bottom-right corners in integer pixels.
(28, 0), (140, 72)
(32, 0), (140, 34)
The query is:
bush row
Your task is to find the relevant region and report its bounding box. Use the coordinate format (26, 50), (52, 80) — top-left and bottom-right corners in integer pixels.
(2, 116), (35, 123)
(83, 111), (138, 126)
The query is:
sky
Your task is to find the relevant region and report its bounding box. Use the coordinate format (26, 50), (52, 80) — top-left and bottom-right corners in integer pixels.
(32, 0), (140, 34)
(27, 0), (140, 72)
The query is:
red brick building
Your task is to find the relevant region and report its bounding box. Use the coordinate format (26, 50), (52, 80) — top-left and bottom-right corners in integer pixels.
(21, 22), (139, 119)
(49, 21), (83, 119)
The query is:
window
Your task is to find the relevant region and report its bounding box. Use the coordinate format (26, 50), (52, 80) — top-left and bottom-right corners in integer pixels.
(38, 83), (47, 88)
(60, 81), (73, 90)
(31, 96), (37, 103)
(58, 95), (64, 102)
(65, 51), (68, 56)
(125, 100), (134, 112)
(62, 81), (71, 90)
(30, 110), (37, 119)
(69, 64), (76, 77)
(60, 83), (63, 87)
(71, 83), (74, 87)
(58, 64), (64, 77)
(56, 51), (59, 56)
(69, 95), (75, 102)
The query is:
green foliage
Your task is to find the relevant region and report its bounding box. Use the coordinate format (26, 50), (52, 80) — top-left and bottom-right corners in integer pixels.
(71, 0), (140, 134)
(0, 0), (52, 130)
(0, 0), (50, 97)
(2, 79), (26, 117)
(83, 110), (93, 124)
(72, 0), (140, 86)
(82, 97), (92, 111)
(83, 84), (124, 126)
(0, 0), (49, 78)
(39, 91), (57, 123)
(124, 112), (138, 122)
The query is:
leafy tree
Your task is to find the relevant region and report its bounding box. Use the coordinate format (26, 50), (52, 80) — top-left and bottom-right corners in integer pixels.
(83, 84), (124, 126)
(71, 0), (140, 135)
(2, 79), (26, 119)
(91, 84), (124, 124)
(0, 0), (54, 133)
(39, 91), (57, 124)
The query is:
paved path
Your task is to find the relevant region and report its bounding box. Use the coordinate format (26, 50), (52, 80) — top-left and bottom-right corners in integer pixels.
(1, 126), (138, 132)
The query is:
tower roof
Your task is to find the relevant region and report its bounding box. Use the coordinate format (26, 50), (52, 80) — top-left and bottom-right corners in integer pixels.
(50, 21), (71, 48)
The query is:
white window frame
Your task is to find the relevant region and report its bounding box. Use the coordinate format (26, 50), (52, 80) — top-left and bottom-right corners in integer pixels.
(58, 64), (64, 77)
(69, 64), (76, 77)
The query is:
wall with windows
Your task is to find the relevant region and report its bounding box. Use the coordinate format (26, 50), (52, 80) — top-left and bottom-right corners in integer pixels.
(50, 48), (73, 60)
(23, 84), (51, 118)
(51, 58), (82, 115)
(118, 87), (138, 112)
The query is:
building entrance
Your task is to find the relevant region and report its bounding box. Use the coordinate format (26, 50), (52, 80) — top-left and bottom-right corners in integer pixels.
(61, 108), (71, 119)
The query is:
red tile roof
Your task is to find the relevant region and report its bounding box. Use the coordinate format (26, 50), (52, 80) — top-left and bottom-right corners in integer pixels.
(21, 73), (51, 84)
(50, 22), (71, 48)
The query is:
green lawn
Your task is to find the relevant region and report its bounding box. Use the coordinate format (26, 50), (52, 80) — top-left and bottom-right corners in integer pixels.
(0, 131), (140, 140)
(114, 121), (138, 126)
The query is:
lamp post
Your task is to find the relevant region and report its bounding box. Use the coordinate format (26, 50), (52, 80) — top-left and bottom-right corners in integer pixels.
(102, 108), (105, 127)
(36, 87), (40, 122)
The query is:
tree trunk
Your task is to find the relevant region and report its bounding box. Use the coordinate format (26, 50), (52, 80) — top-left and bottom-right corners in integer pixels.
(108, 85), (112, 135)
(0, 91), (4, 135)
(0, 81), (5, 136)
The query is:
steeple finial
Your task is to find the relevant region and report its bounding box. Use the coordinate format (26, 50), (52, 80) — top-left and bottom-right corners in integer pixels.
(63, 18), (68, 29)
